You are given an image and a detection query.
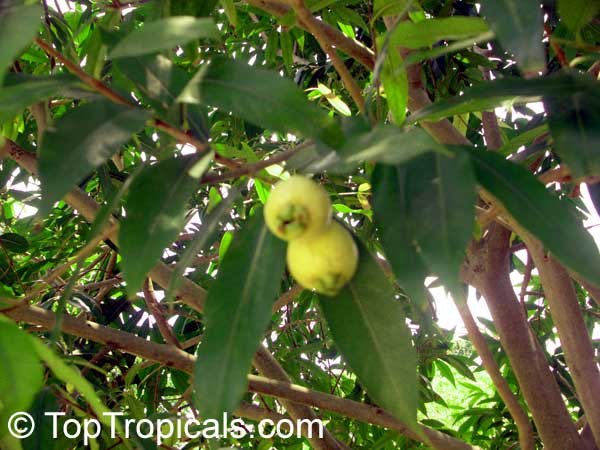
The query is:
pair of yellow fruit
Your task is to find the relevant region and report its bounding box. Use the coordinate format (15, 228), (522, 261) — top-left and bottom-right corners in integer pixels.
(264, 176), (359, 296)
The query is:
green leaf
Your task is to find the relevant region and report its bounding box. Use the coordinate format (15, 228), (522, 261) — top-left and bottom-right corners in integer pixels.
(479, 0), (544, 73)
(0, 3), (42, 83)
(464, 148), (600, 285)
(194, 213), (286, 419)
(0, 76), (75, 124)
(402, 35), (496, 76)
(0, 318), (44, 435)
(373, 0), (412, 20)
(498, 123), (549, 156)
(372, 151), (476, 298)
(22, 388), (60, 450)
(408, 152), (476, 289)
(309, 125), (447, 173)
(32, 339), (132, 448)
(121, 156), (207, 296)
(39, 100), (150, 213)
(170, 0), (219, 17)
(0, 233), (29, 253)
(114, 54), (191, 113)
(372, 164), (429, 303)
(110, 17), (220, 58)
(166, 189), (239, 302)
(408, 75), (593, 124)
(558, 0), (600, 33)
(546, 84), (600, 177)
(381, 44), (408, 125)
(390, 17), (489, 48)
(177, 57), (343, 147)
(320, 239), (418, 430)
(220, 0), (238, 28)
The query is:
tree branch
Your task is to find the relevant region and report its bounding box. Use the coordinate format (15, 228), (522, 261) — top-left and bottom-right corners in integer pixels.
(1, 301), (480, 450)
(33, 38), (242, 170)
(462, 223), (585, 450)
(522, 235), (600, 448)
(289, 0), (365, 113)
(0, 139), (347, 450)
(143, 278), (181, 348)
(243, 0), (375, 70)
(453, 294), (535, 450)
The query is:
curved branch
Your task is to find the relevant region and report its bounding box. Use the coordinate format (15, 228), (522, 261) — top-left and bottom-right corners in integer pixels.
(463, 224), (584, 450)
(1, 139), (342, 449)
(243, 0), (375, 70)
(523, 235), (600, 449)
(1, 301), (480, 450)
(453, 294), (535, 450)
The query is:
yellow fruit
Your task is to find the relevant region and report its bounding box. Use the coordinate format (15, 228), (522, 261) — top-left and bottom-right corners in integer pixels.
(287, 221), (359, 296)
(264, 175), (331, 241)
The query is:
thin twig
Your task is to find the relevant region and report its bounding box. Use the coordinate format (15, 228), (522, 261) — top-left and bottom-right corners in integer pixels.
(143, 278), (181, 348)
(290, 0), (365, 113)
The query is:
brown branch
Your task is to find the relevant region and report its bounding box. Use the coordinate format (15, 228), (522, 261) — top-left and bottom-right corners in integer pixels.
(523, 235), (600, 448)
(482, 111), (503, 150)
(454, 294), (535, 450)
(273, 284), (304, 311)
(253, 346), (349, 450)
(201, 145), (303, 185)
(1, 301), (480, 450)
(462, 224), (585, 450)
(142, 278), (181, 348)
(290, 0), (365, 113)
(1, 140), (347, 450)
(244, 0), (375, 70)
(34, 38), (240, 169)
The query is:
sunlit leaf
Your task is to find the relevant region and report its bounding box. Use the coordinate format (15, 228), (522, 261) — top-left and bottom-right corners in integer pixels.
(110, 17), (220, 58)
(320, 239), (418, 430)
(465, 147), (600, 285)
(178, 57), (343, 147)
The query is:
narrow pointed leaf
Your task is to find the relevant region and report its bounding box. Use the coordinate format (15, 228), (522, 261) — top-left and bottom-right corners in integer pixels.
(121, 156), (206, 296)
(546, 85), (600, 177)
(114, 54), (191, 112)
(465, 148), (600, 284)
(381, 44), (408, 126)
(178, 57), (343, 147)
(390, 17), (489, 48)
(0, 3), (42, 83)
(39, 100), (150, 213)
(110, 17), (220, 58)
(320, 239), (418, 430)
(0, 319), (44, 435)
(558, 0), (600, 33)
(166, 189), (239, 302)
(372, 164), (429, 303)
(408, 75), (595, 124)
(194, 213), (286, 419)
(372, 152), (476, 299)
(0, 233), (29, 253)
(480, 0), (544, 72)
(308, 125), (446, 174)
(408, 152), (476, 287)
(0, 77), (75, 123)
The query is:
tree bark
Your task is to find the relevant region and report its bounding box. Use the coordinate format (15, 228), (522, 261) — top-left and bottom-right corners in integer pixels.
(526, 237), (600, 448)
(463, 224), (586, 450)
